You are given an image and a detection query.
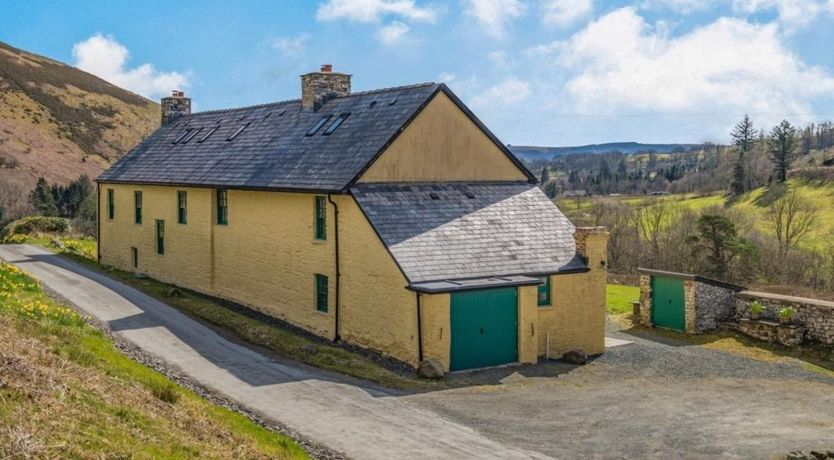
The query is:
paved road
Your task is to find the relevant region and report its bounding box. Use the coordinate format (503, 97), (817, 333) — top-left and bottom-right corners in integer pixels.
(0, 244), (548, 460)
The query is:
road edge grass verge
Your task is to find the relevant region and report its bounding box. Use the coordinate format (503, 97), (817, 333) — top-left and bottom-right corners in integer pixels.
(25, 237), (442, 392)
(0, 259), (312, 459)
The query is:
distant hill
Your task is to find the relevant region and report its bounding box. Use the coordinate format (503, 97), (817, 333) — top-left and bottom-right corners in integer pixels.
(0, 40), (158, 191)
(509, 142), (704, 161)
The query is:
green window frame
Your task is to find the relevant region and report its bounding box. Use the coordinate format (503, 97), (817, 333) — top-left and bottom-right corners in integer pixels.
(537, 276), (551, 306)
(131, 247), (138, 269)
(177, 191), (187, 224)
(216, 189), (228, 225)
(315, 196), (326, 240)
(107, 189), (115, 220)
(155, 220), (165, 255)
(315, 274), (329, 312)
(134, 191), (143, 224)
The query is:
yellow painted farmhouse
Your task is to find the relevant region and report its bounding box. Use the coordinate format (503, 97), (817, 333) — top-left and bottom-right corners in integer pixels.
(97, 66), (609, 372)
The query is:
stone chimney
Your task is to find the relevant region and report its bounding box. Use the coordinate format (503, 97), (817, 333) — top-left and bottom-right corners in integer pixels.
(574, 227), (610, 271)
(301, 64), (351, 112)
(161, 90), (191, 126)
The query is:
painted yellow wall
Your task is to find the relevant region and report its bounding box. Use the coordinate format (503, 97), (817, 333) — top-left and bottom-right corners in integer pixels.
(358, 92), (529, 183)
(420, 292), (451, 370)
(338, 196), (420, 365)
(99, 184), (422, 364)
(536, 233), (609, 358)
(518, 285), (539, 364)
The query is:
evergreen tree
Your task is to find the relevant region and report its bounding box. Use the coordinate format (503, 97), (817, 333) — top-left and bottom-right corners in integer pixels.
(30, 177), (58, 216)
(568, 170), (579, 184)
(616, 158), (627, 179)
(767, 120), (797, 183)
(539, 167), (551, 186)
(730, 115), (757, 195)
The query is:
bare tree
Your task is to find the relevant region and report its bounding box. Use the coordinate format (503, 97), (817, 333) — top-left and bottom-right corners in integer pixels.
(767, 191), (817, 256)
(633, 200), (679, 267)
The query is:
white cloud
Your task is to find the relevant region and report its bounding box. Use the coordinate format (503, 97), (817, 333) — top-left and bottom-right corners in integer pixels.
(542, 0), (593, 27)
(553, 7), (834, 129)
(316, 0), (438, 22)
(463, 0), (527, 38)
(376, 21), (411, 43)
(640, 0), (715, 13)
(72, 34), (189, 99)
(472, 77), (531, 107)
(272, 34), (309, 56)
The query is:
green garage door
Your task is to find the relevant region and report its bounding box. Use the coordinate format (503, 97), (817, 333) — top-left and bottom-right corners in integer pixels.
(651, 276), (685, 331)
(450, 287), (518, 371)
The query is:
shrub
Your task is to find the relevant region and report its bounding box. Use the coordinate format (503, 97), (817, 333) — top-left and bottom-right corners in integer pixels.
(148, 381), (181, 404)
(779, 306), (797, 319)
(1, 216), (70, 238)
(749, 301), (765, 315)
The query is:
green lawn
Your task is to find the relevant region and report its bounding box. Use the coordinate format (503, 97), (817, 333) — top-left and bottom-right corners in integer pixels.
(607, 284), (639, 315)
(0, 260), (308, 460)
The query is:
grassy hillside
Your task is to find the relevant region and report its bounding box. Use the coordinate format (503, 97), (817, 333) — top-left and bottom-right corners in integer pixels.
(0, 40), (158, 190)
(0, 261), (307, 459)
(559, 179), (834, 251)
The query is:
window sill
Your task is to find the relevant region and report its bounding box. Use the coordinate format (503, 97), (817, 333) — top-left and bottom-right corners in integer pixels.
(314, 310), (329, 316)
(312, 239), (327, 245)
(537, 305), (556, 311)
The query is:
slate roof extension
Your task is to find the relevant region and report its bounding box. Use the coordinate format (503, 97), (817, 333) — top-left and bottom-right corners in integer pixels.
(351, 182), (587, 285)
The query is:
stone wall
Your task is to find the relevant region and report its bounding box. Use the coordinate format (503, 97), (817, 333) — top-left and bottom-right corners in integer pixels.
(637, 268), (742, 333)
(736, 291), (834, 345)
(693, 282), (738, 332)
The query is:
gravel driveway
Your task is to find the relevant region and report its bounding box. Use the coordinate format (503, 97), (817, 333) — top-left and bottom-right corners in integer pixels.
(406, 321), (834, 459)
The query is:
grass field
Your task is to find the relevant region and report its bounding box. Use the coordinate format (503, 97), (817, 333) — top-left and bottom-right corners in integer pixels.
(0, 260), (308, 459)
(607, 284), (639, 314)
(559, 179), (834, 251)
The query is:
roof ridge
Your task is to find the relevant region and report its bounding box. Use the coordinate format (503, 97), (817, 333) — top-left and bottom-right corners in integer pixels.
(184, 82), (438, 119)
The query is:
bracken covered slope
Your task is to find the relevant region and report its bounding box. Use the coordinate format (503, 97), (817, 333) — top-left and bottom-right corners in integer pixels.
(0, 40), (158, 190)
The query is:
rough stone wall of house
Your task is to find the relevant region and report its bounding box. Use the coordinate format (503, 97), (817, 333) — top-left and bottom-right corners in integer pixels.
(638, 274), (652, 327)
(100, 185), (421, 365)
(736, 291), (834, 345)
(358, 92), (529, 183)
(693, 281), (738, 332)
(684, 280), (697, 333)
(538, 227), (608, 358)
(420, 293), (451, 370)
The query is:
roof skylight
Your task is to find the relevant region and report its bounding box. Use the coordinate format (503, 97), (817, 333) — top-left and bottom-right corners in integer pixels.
(227, 123), (249, 141)
(197, 127), (219, 143)
(388, 97), (398, 106)
(181, 127), (203, 144)
(323, 113), (350, 135)
(306, 115), (332, 136)
(172, 129), (192, 144)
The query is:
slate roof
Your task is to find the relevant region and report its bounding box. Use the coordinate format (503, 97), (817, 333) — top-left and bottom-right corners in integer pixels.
(351, 182), (586, 284)
(98, 83), (534, 191)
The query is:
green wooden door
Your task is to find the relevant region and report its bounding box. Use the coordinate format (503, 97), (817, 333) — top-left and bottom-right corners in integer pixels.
(651, 276), (685, 331)
(450, 287), (518, 371)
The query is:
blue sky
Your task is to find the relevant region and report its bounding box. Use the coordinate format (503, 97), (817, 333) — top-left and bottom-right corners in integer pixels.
(3, 0), (834, 146)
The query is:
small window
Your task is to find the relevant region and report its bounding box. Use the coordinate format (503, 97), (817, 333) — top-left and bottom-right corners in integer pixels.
(217, 189), (228, 225)
(181, 127), (203, 144)
(538, 276), (551, 306)
(388, 97), (398, 106)
(323, 113), (350, 135)
(315, 274), (329, 313)
(315, 196), (326, 241)
(107, 189), (115, 220)
(134, 191), (142, 224)
(227, 123), (249, 141)
(197, 127), (218, 143)
(156, 220), (165, 255)
(131, 247), (138, 269)
(306, 115), (332, 136)
(172, 129), (192, 144)
(177, 191), (187, 224)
